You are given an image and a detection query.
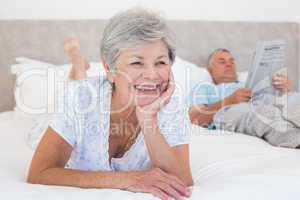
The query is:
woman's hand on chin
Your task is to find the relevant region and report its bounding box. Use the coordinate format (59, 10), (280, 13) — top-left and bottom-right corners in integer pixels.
(126, 167), (190, 200)
(136, 72), (175, 125)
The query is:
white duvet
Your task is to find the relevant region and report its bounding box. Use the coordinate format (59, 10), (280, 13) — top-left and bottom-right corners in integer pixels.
(1, 111), (300, 200)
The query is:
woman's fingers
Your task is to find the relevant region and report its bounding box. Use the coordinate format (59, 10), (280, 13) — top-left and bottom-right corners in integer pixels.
(157, 169), (189, 197)
(130, 185), (169, 200)
(154, 71), (175, 107)
(164, 178), (189, 198)
(137, 72), (175, 115)
(159, 169), (186, 188)
(126, 168), (189, 200)
(153, 182), (183, 200)
(148, 187), (169, 200)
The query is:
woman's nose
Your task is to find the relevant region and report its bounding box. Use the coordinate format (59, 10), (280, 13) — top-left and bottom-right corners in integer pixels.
(142, 66), (159, 79)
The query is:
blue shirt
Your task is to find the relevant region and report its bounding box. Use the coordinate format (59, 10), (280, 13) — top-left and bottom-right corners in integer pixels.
(49, 76), (190, 172)
(188, 81), (245, 128)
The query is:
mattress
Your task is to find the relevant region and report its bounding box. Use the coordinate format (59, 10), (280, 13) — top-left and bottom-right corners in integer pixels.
(1, 111), (300, 200)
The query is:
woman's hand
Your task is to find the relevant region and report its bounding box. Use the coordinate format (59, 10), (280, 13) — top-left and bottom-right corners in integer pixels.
(64, 37), (89, 80)
(272, 74), (292, 93)
(136, 71), (175, 124)
(126, 168), (191, 200)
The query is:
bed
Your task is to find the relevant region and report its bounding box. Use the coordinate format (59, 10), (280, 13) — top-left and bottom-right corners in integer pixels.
(1, 110), (300, 199)
(0, 19), (300, 199)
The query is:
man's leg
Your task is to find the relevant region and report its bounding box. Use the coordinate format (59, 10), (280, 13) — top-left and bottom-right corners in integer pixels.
(282, 92), (300, 128)
(213, 103), (251, 132)
(242, 103), (300, 148)
(213, 99), (300, 148)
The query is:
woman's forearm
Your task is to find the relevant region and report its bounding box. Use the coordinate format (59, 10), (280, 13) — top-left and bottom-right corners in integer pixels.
(141, 119), (185, 181)
(28, 167), (141, 189)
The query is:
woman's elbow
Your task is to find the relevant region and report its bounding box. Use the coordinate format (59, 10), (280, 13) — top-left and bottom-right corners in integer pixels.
(27, 174), (39, 184)
(186, 179), (194, 187)
(183, 175), (194, 187)
(27, 170), (43, 185)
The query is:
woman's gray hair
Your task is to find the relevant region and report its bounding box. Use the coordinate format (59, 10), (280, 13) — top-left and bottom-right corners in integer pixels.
(100, 7), (176, 72)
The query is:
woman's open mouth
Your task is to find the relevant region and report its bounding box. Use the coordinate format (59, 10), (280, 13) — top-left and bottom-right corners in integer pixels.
(134, 84), (162, 95)
(132, 82), (168, 106)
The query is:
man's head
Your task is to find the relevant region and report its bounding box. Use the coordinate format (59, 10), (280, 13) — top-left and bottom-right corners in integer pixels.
(207, 48), (237, 84)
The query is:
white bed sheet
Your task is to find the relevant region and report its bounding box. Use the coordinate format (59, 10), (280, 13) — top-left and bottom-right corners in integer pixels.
(1, 111), (300, 200)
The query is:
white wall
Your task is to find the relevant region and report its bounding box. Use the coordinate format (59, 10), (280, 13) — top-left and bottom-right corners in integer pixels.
(0, 0), (299, 22)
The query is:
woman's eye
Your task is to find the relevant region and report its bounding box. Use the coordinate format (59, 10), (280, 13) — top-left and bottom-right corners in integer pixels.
(130, 62), (143, 67)
(155, 61), (167, 67)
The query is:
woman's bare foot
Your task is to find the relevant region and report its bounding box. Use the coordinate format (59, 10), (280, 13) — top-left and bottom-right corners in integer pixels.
(64, 38), (89, 80)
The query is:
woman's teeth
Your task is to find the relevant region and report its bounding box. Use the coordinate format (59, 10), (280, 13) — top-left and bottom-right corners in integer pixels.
(134, 84), (160, 92)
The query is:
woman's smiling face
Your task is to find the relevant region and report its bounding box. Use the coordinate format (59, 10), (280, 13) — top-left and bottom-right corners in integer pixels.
(109, 40), (171, 108)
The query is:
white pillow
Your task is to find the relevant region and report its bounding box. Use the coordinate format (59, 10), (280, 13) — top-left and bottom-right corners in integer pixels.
(15, 57), (57, 67)
(11, 58), (106, 148)
(172, 57), (212, 101)
(13, 57), (104, 77)
(11, 57), (105, 116)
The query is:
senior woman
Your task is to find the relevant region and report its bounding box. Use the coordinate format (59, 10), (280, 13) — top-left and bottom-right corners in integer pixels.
(27, 8), (193, 200)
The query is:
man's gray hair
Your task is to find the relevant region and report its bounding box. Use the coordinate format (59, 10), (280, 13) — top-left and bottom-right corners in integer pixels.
(100, 7), (176, 71)
(207, 48), (231, 67)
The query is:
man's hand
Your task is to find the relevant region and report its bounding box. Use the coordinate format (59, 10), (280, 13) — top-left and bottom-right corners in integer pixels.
(189, 87), (251, 127)
(272, 74), (292, 93)
(227, 88), (252, 104)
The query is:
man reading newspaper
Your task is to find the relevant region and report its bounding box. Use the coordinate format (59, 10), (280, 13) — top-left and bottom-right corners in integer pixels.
(189, 42), (300, 148)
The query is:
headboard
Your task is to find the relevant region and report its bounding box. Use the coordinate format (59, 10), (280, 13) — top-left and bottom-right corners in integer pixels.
(0, 20), (299, 112)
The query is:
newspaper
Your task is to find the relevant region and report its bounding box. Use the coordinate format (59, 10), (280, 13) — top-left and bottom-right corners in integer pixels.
(245, 40), (287, 96)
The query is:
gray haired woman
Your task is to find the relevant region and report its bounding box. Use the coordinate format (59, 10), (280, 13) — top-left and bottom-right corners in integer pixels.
(27, 7), (193, 200)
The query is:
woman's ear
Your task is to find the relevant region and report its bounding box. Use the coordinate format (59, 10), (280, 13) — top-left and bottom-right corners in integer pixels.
(102, 61), (115, 83)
